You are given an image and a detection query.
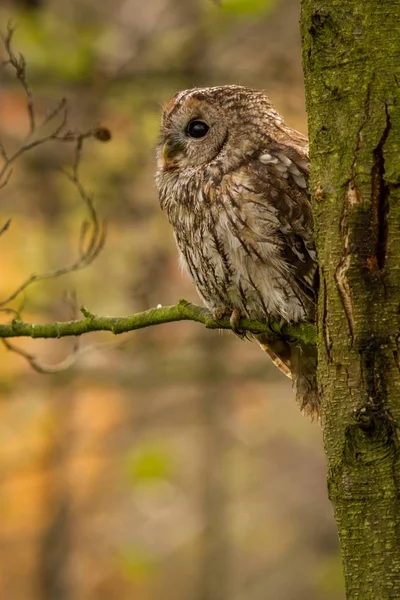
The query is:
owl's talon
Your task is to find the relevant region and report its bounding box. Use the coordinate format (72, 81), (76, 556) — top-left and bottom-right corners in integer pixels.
(212, 307), (227, 321)
(267, 316), (286, 335)
(212, 307), (244, 335)
(230, 308), (246, 337)
(229, 308), (241, 331)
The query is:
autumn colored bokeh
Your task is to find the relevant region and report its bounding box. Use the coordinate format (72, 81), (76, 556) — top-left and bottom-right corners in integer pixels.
(0, 1), (344, 599)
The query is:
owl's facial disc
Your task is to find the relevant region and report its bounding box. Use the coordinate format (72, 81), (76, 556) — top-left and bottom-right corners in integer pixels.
(162, 119), (210, 164)
(160, 98), (227, 170)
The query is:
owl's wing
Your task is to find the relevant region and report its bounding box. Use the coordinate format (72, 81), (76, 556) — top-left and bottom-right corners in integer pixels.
(233, 140), (317, 318)
(243, 141), (319, 415)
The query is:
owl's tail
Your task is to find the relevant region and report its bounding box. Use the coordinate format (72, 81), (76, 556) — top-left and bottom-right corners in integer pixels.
(256, 333), (319, 418)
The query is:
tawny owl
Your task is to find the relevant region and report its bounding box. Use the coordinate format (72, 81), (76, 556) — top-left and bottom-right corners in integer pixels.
(155, 85), (318, 416)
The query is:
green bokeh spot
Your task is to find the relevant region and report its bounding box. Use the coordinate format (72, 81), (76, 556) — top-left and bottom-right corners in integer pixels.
(313, 553), (344, 594)
(117, 547), (157, 581)
(125, 443), (172, 483)
(218, 0), (275, 16)
(9, 10), (101, 81)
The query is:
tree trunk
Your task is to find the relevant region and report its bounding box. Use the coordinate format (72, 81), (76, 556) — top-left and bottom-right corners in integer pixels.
(301, 1), (400, 597)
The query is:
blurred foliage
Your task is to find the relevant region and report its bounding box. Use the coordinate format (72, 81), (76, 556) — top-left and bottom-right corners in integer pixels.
(0, 1), (344, 599)
(216, 0), (277, 16)
(314, 555), (346, 595)
(125, 443), (174, 483)
(7, 11), (102, 79)
(117, 546), (158, 580)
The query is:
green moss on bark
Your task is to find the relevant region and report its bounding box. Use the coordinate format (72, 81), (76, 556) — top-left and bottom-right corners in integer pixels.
(301, 0), (400, 597)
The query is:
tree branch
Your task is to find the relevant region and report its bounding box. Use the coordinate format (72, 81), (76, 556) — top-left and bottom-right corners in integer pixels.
(0, 300), (316, 344)
(0, 25), (110, 307)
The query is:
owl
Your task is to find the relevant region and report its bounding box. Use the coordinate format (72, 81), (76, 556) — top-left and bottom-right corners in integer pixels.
(155, 85), (318, 416)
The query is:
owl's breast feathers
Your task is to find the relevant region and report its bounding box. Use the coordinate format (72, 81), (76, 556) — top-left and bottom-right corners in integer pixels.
(162, 143), (317, 325)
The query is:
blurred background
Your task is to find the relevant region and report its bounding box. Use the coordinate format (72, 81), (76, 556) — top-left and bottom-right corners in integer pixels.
(0, 1), (344, 599)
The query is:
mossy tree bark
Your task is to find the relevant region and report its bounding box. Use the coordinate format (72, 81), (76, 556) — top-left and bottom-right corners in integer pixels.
(301, 1), (400, 597)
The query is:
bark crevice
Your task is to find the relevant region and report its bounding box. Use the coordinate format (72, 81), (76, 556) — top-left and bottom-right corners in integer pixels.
(371, 103), (391, 271)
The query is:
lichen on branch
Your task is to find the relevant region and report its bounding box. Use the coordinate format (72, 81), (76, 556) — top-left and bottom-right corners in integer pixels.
(0, 300), (316, 344)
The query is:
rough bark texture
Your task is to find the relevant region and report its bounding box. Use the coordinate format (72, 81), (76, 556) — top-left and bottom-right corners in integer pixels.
(301, 1), (400, 598)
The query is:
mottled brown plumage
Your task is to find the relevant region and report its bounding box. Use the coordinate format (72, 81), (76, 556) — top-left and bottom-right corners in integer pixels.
(155, 85), (319, 416)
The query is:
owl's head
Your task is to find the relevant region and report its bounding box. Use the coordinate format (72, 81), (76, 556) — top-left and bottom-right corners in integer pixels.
(157, 85), (279, 173)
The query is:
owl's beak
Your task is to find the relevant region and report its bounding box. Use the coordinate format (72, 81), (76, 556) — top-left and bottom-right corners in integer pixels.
(162, 142), (172, 162)
(162, 140), (182, 163)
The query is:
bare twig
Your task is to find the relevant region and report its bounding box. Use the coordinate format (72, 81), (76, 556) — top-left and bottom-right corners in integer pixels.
(0, 25), (70, 188)
(0, 169), (12, 190)
(1, 24), (36, 135)
(2, 291), (83, 374)
(0, 33), (109, 305)
(60, 130), (108, 266)
(41, 97), (67, 127)
(0, 166), (106, 305)
(0, 112), (70, 185)
(0, 218), (11, 236)
(2, 333), (134, 374)
(1, 337), (82, 374)
(0, 306), (23, 319)
(2, 290), (131, 374)
(0, 25), (111, 375)
(0, 140), (8, 161)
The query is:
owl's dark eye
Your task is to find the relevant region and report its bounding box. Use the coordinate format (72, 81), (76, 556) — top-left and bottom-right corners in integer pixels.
(186, 120), (210, 139)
